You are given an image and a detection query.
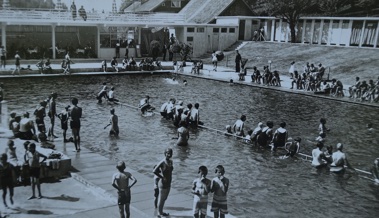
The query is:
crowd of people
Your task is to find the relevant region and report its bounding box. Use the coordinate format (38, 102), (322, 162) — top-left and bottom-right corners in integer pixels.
(1, 51), (379, 217)
(224, 114), (379, 179)
(159, 98), (202, 146)
(348, 76), (379, 102)
(101, 56), (162, 73)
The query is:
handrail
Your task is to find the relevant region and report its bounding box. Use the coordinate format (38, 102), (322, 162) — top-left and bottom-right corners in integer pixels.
(0, 8), (186, 24)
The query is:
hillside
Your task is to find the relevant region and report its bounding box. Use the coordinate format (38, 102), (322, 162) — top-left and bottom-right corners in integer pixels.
(201, 42), (379, 86)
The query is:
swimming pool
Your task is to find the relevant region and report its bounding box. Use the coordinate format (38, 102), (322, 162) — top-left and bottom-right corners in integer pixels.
(5, 74), (379, 218)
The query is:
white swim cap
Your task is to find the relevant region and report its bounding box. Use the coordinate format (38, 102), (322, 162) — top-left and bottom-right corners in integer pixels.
(336, 143), (343, 150)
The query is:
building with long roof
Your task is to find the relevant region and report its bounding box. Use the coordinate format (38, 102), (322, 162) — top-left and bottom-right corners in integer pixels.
(0, 0), (255, 59)
(1, 0), (378, 60)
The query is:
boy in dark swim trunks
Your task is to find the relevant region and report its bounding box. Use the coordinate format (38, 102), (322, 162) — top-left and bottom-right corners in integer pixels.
(24, 143), (47, 200)
(211, 165), (229, 218)
(57, 105), (70, 142)
(112, 161), (137, 218)
(69, 98), (82, 152)
(0, 153), (15, 207)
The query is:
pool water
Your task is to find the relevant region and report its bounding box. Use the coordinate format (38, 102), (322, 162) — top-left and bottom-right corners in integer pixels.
(5, 74), (379, 218)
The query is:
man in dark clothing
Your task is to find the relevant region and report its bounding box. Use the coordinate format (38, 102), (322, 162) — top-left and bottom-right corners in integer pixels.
(235, 50), (242, 73)
(162, 44), (167, 61)
(78, 6), (87, 21)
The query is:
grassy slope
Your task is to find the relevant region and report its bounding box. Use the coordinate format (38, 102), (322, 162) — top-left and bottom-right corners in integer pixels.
(202, 42), (379, 86)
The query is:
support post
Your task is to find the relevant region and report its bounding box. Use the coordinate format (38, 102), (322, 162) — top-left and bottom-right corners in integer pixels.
(338, 20), (343, 45)
(359, 20), (366, 47)
(328, 20), (333, 45)
(1, 23), (6, 49)
(373, 21), (379, 48)
(301, 19), (306, 44)
(270, 19), (275, 42)
(278, 19), (282, 42)
(318, 19), (324, 45)
(52, 24), (56, 59)
(310, 19), (315, 44)
(347, 20), (353, 47)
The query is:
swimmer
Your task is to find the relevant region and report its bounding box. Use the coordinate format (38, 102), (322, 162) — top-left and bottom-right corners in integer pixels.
(48, 92), (58, 139)
(244, 130), (253, 143)
(70, 98), (82, 152)
(225, 125), (233, 136)
(315, 132), (326, 143)
(367, 123), (374, 132)
(183, 80), (187, 86)
(57, 105), (70, 142)
(330, 143), (354, 174)
(371, 158), (379, 183)
(108, 108), (119, 137)
(232, 115), (246, 137)
(108, 87), (119, 103)
(324, 145), (333, 163)
(97, 85), (109, 103)
(311, 142), (330, 169)
(34, 100), (47, 133)
(285, 137), (301, 158)
(173, 102), (186, 126)
(139, 95), (155, 115)
(251, 122), (263, 143)
(189, 103), (201, 127)
(165, 98), (175, 120)
(318, 118), (330, 135)
(272, 122), (288, 152)
(176, 121), (189, 146)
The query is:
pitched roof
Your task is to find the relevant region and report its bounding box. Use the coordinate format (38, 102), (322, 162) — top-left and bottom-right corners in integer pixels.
(133, 0), (165, 12)
(123, 1), (142, 12)
(179, 0), (236, 24)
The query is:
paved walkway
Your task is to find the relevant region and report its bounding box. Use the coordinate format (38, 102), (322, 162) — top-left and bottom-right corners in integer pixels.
(58, 146), (236, 218)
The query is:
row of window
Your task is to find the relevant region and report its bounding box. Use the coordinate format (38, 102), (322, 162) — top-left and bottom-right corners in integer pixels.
(187, 27), (236, 33)
(161, 0), (182, 8)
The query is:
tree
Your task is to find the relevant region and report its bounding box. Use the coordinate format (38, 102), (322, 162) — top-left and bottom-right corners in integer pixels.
(253, 0), (318, 43)
(8, 0), (55, 9)
(356, 0), (379, 15)
(318, 0), (352, 15)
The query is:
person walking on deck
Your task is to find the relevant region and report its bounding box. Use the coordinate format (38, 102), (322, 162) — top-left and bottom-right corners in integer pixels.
(11, 51), (21, 76)
(235, 50), (242, 74)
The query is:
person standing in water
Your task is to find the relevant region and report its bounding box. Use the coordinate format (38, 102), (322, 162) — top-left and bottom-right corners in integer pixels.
(70, 98), (82, 152)
(108, 108), (119, 137)
(330, 143), (354, 174)
(176, 121), (189, 146)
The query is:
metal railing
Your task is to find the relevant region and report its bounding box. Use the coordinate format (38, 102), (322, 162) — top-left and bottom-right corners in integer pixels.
(0, 8), (186, 24)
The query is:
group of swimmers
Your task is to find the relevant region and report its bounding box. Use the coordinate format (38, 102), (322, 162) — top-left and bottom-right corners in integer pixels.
(224, 115), (379, 181)
(159, 98), (202, 146)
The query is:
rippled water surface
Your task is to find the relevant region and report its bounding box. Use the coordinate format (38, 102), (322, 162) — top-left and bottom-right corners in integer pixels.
(5, 74), (379, 218)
